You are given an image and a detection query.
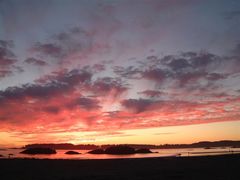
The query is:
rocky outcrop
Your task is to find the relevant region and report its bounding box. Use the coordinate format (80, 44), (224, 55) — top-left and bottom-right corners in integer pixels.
(20, 148), (56, 155)
(105, 145), (135, 155)
(88, 145), (153, 155)
(88, 149), (105, 154)
(65, 151), (80, 155)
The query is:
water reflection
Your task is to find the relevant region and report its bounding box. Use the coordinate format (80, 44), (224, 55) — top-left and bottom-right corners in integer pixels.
(0, 147), (240, 159)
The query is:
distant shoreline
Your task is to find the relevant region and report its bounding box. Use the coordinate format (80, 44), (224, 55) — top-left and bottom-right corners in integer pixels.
(21, 140), (240, 150)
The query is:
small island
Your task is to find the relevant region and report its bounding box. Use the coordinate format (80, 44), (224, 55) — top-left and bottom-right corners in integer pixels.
(65, 151), (81, 155)
(88, 149), (105, 154)
(88, 145), (153, 155)
(20, 147), (57, 155)
(105, 145), (136, 154)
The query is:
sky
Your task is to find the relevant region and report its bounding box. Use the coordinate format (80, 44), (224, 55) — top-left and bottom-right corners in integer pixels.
(0, 0), (240, 147)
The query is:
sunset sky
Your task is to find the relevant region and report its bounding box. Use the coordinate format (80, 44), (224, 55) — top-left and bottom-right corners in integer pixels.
(0, 0), (240, 147)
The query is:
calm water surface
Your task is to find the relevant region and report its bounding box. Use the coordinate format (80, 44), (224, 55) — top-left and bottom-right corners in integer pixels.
(0, 147), (239, 159)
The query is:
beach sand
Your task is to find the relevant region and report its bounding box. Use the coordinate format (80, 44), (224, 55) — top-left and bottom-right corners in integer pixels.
(0, 154), (240, 180)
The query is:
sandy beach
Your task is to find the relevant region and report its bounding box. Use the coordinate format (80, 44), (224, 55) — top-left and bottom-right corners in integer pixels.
(0, 154), (239, 180)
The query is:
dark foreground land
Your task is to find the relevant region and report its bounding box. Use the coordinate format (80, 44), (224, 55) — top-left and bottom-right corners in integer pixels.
(0, 154), (240, 180)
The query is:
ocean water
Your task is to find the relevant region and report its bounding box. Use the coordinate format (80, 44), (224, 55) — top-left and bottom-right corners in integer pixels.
(0, 147), (239, 160)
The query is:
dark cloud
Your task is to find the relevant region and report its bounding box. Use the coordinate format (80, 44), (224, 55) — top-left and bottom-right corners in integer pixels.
(31, 27), (93, 62)
(121, 98), (224, 116)
(142, 52), (231, 89)
(189, 52), (217, 68)
(167, 58), (191, 71)
(0, 68), (92, 102)
(142, 68), (169, 83)
(0, 40), (17, 78)
(32, 42), (62, 58)
(0, 83), (69, 101)
(111, 51), (238, 100)
(173, 71), (207, 87)
(110, 51), (239, 103)
(113, 51), (230, 91)
(113, 66), (141, 79)
(37, 68), (92, 86)
(59, 69), (92, 86)
(24, 57), (47, 66)
(181, 51), (198, 58)
(91, 77), (128, 96)
(43, 106), (61, 114)
(162, 52), (218, 70)
(138, 90), (163, 98)
(121, 98), (156, 113)
(164, 52), (218, 70)
(66, 97), (100, 110)
(0, 64), (128, 109)
(159, 53), (222, 87)
(53, 26), (104, 59)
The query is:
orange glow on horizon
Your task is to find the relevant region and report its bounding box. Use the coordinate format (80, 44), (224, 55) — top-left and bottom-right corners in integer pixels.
(1, 121), (240, 148)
